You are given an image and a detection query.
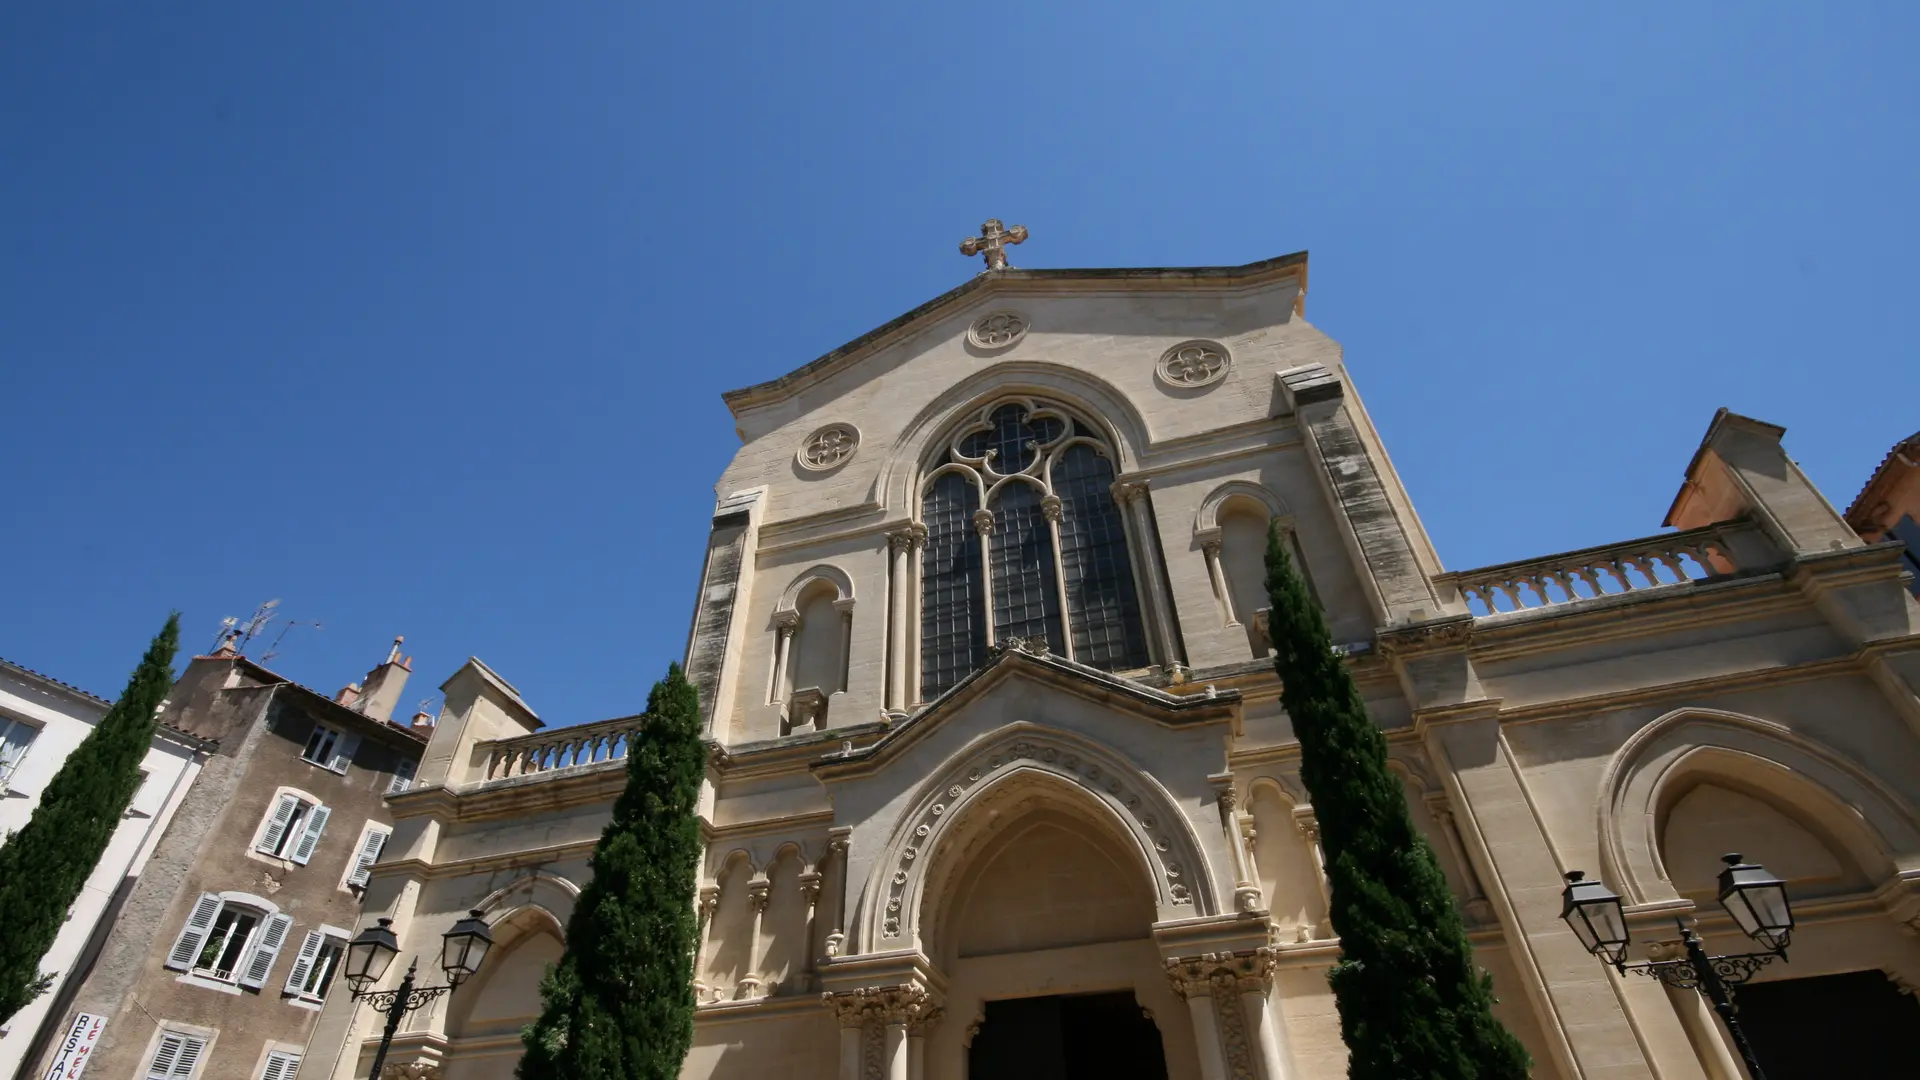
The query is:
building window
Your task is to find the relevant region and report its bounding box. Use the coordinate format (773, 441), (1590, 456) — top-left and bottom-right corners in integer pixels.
(300, 723), (360, 773)
(284, 928), (348, 1002)
(144, 1029), (210, 1079)
(259, 1050), (303, 1080)
(0, 717), (37, 793)
(255, 792), (330, 865)
(343, 823), (391, 889)
(386, 758), (416, 794)
(165, 893), (293, 988)
(919, 400), (1150, 698)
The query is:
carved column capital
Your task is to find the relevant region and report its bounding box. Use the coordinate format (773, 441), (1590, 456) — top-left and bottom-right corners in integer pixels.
(746, 877), (771, 914)
(972, 508), (995, 536)
(1202, 537), (1222, 558)
(797, 870), (822, 905)
(1292, 806), (1321, 844)
(822, 984), (940, 1029)
(1217, 786), (1238, 814)
(1039, 494), (1063, 522)
(1168, 948), (1279, 1000)
(1111, 479), (1149, 505)
(697, 885), (721, 920)
(773, 610), (802, 636)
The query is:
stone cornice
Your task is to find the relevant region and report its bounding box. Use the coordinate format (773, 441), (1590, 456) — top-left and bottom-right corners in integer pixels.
(721, 253), (1308, 417)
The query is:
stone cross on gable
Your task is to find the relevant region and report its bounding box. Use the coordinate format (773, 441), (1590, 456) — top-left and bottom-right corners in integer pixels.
(960, 218), (1028, 271)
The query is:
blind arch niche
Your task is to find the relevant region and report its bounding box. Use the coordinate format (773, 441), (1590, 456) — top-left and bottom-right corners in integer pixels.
(918, 398), (1150, 699)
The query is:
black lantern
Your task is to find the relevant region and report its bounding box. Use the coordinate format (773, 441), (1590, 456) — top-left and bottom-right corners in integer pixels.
(345, 917), (401, 990)
(1560, 870), (1631, 967)
(440, 909), (495, 986)
(1716, 853), (1793, 952)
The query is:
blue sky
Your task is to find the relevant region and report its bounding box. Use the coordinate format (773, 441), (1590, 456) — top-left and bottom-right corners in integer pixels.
(3, 3), (1915, 725)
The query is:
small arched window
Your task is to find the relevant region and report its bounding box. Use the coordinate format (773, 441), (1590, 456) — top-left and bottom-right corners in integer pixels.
(919, 400), (1150, 698)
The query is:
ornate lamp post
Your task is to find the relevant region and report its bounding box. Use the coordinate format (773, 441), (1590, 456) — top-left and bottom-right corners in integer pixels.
(345, 910), (495, 1080)
(1560, 853), (1794, 1080)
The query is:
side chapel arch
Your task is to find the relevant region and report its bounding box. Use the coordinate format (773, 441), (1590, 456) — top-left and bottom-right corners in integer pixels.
(1194, 481), (1311, 653)
(850, 724), (1218, 956)
(769, 565), (855, 733)
(444, 902), (567, 1042)
(1598, 707), (1919, 906)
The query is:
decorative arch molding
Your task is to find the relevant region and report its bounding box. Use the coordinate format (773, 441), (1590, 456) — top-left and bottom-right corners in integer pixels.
(1597, 707), (1920, 904)
(1194, 481), (1293, 540)
(445, 901), (567, 1038)
(472, 870), (582, 929)
(850, 723), (1216, 954)
(776, 564), (855, 615)
(874, 364), (1153, 515)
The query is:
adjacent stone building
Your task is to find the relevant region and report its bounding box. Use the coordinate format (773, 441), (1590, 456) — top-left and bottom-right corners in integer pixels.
(29, 640), (428, 1080)
(266, 239), (1920, 1080)
(0, 659), (210, 1079)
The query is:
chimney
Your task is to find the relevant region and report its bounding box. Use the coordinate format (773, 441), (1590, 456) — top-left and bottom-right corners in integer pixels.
(355, 636), (413, 724)
(410, 708), (436, 731)
(335, 683), (362, 707)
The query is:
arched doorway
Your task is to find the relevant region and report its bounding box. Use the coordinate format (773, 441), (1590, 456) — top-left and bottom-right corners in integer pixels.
(915, 774), (1188, 1080)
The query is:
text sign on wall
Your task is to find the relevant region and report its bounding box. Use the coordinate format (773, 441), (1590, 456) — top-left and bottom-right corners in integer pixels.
(42, 1013), (106, 1080)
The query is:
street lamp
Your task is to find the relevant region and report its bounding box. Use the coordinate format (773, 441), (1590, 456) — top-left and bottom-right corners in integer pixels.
(1560, 853), (1794, 1080)
(346, 911), (495, 1080)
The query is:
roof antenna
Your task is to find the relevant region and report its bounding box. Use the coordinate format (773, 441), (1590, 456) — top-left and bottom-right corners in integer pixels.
(224, 599), (280, 652)
(209, 616), (239, 653)
(260, 619), (323, 664)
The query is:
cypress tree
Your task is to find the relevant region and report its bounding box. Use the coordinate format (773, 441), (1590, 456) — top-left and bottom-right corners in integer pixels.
(519, 663), (704, 1080)
(0, 614), (180, 1025)
(1264, 527), (1530, 1079)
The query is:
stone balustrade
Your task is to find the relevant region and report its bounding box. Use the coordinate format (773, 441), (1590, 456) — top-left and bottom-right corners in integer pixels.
(1435, 520), (1773, 617)
(481, 714), (644, 781)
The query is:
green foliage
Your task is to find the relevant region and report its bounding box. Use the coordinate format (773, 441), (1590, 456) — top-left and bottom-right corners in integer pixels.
(1264, 529), (1530, 1080)
(0, 614), (180, 1025)
(519, 664), (705, 1080)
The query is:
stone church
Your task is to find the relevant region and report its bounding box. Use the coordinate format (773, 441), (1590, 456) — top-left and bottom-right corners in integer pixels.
(293, 230), (1920, 1080)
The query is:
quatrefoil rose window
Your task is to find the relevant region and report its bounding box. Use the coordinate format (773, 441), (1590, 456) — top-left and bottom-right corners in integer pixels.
(1155, 340), (1231, 388)
(967, 310), (1030, 351)
(797, 423), (860, 472)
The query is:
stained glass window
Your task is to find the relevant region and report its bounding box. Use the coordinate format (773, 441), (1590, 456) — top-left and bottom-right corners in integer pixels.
(1055, 444), (1149, 670)
(920, 471), (986, 698)
(919, 400), (1152, 699)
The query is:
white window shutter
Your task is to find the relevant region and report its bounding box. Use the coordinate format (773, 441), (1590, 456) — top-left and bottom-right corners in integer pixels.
(387, 758), (416, 794)
(260, 1051), (301, 1080)
(328, 732), (362, 774)
(240, 912), (293, 989)
(290, 804), (331, 865)
(348, 828), (389, 888)
(165, 893), (223, 971)
(170, 1034), (208, 1077)
(283, 929), (325, 995)
(145, 1033), (185, 1078)
(256, 794), (300, 855)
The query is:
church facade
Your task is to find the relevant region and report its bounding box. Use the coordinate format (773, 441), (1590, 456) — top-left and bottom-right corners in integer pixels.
(293, 238), (1920, 1080)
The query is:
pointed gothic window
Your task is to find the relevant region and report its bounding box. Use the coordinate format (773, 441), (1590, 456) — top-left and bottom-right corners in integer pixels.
(919, 400), (1150, 699)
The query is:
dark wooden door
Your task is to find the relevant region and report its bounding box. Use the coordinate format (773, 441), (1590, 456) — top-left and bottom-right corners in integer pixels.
(1734, 969), (1920, 1078)
(968, 991), (1168, 1080)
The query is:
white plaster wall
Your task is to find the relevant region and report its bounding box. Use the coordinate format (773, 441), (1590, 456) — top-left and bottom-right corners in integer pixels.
(0, 669), (201, 1079)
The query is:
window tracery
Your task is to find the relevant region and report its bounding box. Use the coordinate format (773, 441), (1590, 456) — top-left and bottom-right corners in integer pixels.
(918, 400), (1150, 698)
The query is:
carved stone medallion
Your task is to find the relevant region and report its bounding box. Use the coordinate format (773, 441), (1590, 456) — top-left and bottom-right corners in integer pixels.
(967, 310), (1029, 350)
(798, 423), (860, 472)
(1156, 340), (1230, 388)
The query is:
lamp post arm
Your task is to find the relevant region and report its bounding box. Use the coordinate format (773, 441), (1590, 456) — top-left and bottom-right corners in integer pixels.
(1681, 928), (1770, 1080)
(366, 962), (417, 1080)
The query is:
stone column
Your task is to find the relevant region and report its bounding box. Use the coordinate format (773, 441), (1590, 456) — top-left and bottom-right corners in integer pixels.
(1202, 537), (1236, 623)
(906, 524), (926, 704)
(771, 610), (801, 705)
(1165, 957), (1231, 1080)
(826, 992), (872, 1080)
(1114, 480), (1183, 667)
(691, 885), (720, 1003)
(1230, 949), (1296, 1080)
(886, 529), (914, 711)
(1041, 494), (1074, 660)
(972, 510), (996, 647)
(907, 1002), (943, 1080)
(1292, 806), (1333, 939)
(797, 868), (823, 992)
(1215, 783), (1262, 914)
(737, 877), (770, 998)
(822, 830), (851, 959)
